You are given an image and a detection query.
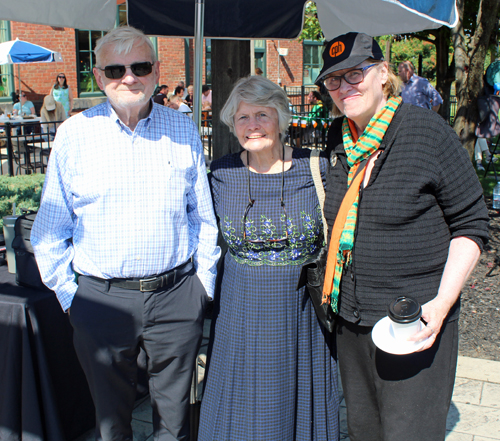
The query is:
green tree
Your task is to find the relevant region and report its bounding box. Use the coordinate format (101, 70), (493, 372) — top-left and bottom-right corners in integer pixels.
(379, 35), (438, 80)
(299, 2), (323, 42)
(453, 0), (500, 158)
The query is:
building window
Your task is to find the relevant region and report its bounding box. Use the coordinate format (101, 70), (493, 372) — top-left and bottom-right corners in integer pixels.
(75, 3), (131, 96)
(303, 40), (323, 85)
(76, 30), (106, 95)
(205, 39), (211, 85)
(254, 40), (266, 76)
(0, 20), (13, 100)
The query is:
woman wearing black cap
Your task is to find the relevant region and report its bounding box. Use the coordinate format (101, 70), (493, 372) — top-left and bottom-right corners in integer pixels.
(317, 32), (489, 440)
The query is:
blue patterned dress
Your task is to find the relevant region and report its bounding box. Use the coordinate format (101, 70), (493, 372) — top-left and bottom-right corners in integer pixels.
(199, 148), (339, 440)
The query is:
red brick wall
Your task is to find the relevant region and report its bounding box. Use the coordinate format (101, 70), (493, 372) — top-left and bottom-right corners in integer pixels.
(266, 39), (303, 87)
(6, 21), (305, 105)
(157, 37), (207, 88)
(10, 23), (77, 105)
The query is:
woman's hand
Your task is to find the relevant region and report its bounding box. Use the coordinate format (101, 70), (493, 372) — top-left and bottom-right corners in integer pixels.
(410, 236), (481, 352)
(411, 297), (452, 351)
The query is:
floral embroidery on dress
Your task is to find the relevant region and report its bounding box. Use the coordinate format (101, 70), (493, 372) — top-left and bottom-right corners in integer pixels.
(221, 208), (323, 266)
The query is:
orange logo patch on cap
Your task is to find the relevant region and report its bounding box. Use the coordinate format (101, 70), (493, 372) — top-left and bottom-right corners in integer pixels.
(329, 42), (345, 58)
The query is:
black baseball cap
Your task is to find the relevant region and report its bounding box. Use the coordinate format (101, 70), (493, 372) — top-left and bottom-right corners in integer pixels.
(315, 33), (384, 84)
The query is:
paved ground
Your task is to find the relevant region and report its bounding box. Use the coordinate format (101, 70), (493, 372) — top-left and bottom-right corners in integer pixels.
(77, 322), (500, 441)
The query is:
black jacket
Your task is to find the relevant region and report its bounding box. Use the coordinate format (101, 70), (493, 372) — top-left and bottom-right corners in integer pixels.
(324, 104), (489, 326)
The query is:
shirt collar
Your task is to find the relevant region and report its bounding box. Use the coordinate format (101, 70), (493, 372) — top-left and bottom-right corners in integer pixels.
(105, 99), (155, 131)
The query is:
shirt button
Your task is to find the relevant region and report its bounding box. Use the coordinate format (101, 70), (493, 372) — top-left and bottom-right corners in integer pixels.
(353, 309), (359, 318)
(136, 256), (141, 260)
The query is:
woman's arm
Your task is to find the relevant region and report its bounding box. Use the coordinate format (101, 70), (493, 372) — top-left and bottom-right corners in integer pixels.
(68, 87), (74, 113)
(29, 105), (35, 115)
(412, 236), (481, 350)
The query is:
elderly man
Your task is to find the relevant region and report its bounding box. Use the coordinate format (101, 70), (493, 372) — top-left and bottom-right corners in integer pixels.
(398, 60), (443, 112)
(31, 26), (220, 441)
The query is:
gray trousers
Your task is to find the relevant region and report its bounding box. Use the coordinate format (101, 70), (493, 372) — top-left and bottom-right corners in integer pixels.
(69, 268), (208, 441)
(337, 316), (458, 441)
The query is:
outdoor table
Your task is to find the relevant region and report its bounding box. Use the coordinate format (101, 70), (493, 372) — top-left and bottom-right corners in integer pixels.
(0, 115), (41, 135)
(0, 265), (95, 440)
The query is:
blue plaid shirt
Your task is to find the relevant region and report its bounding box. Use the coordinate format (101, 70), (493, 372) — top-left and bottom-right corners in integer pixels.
(31, 101), (220, 311)
(400, 74), (443, 110)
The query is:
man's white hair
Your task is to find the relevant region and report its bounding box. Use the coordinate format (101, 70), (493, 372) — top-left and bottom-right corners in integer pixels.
(95, 26), (157, 67)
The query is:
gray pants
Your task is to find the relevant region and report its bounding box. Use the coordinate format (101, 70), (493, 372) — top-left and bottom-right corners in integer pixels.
(69, 268), (208, 441)
(337, 317), (458, 441)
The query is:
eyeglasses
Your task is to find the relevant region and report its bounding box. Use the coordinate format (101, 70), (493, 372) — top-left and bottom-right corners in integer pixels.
(58, 75), (65, 79)
(97, 62), (154, 80)
(323, 64), (376, 91)
(243, 147), (289, 248)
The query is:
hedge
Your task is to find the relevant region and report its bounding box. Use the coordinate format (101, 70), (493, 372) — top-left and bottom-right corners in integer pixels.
(0, 174), (45, 229)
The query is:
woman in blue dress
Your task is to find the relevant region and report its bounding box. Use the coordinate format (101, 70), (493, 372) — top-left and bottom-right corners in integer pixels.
(199, 76), (339, 440)
(51, 72), (73, 117)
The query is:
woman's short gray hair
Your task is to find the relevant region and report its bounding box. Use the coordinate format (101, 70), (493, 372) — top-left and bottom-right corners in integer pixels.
(95, 26), (157, 67)
(221, 76), (291, 135)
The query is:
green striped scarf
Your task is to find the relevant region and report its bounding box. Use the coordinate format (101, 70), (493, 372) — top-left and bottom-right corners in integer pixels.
(329, 96), (402, 313)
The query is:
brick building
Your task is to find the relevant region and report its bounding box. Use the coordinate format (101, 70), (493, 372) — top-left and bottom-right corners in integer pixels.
(0, 13), (324, 113)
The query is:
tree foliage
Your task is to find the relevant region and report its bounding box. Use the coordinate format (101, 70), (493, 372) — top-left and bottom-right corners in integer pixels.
(377, 36), (438, 80)
(299, 2), (324, 42)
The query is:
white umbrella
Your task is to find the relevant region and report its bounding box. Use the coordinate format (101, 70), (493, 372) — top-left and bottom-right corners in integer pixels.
(0, 38), (63, 98)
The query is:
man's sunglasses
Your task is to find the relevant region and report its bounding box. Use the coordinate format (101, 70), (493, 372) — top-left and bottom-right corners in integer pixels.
(98, 62), (154, 79)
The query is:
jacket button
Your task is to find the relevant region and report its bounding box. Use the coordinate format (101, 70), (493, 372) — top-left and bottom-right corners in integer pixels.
(350, 273), (354, 281)
(353, 309), (359, 318)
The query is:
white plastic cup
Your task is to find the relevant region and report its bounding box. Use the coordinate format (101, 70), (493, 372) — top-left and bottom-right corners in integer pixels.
(390, 319), (422, 341)
(388, 296), (423, 341)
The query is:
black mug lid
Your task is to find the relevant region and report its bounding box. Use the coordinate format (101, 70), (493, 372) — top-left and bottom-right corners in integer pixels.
(388, 296), (422, 324)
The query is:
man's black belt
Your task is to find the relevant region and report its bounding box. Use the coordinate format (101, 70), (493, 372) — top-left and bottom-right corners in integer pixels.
(86, 260), (193, 292)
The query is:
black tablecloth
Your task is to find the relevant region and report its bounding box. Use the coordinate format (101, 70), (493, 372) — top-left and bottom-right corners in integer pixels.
(0, 266), (95, 440)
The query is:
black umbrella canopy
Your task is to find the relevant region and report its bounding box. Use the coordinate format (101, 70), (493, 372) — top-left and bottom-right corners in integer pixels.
(128, 0), (307, 39)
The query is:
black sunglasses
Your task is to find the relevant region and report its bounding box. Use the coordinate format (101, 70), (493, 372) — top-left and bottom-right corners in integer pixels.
(98, 62), (154, 80)
(58, 75), (65, 78)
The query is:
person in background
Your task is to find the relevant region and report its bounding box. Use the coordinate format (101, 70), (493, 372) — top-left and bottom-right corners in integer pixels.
(12, 91), (35, 116)
(31, 25), (220, 441)
(40, 94), (66, 138)
(199, 75), (339, 441)
(185, 85), (194, 107)
(176, 80), (187, 99)
(398, 60), (442, 112)
(174, 85), (185, 101)
(255, 67), (263, 76)
(308, 90), (329, 127)
(169, 95), (191, 114)
(51, 73), (74, 117)
(317, 32), (489, 441)
(201, 84), (212, 110)
(153, 84), (168, 105)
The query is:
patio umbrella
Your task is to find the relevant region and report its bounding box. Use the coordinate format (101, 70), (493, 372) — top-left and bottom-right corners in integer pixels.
(126, 0), (457, 128)
(0, 38), (63, 98)
(127, 0), (457, 39)
(0, 0), (458, 128)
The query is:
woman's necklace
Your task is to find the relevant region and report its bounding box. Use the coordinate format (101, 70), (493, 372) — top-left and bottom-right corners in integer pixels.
(246, 143), (286, 218)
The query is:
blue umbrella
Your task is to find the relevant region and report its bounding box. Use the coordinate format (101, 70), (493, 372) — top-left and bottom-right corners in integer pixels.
(0, 38), (63, 96)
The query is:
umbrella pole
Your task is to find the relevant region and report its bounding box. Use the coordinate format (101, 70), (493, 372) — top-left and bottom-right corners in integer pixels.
(193, 0), (205, 134)
(17, 64), (21, 97)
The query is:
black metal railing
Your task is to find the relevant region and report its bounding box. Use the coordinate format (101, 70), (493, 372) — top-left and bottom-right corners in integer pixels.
(0, 120), (62, 176)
